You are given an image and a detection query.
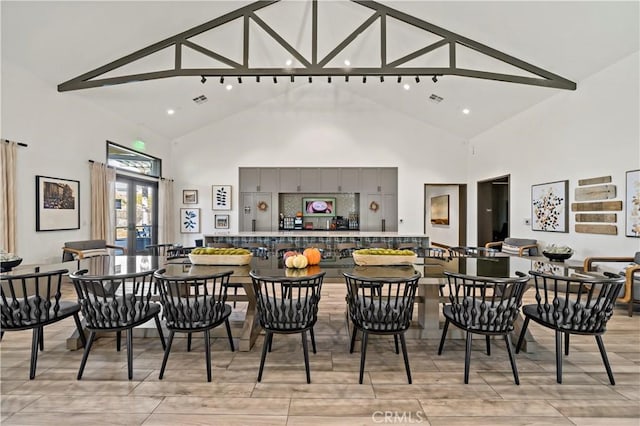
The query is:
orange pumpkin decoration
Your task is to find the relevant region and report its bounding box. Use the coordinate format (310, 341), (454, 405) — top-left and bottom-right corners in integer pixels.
(303, 247), (322, 265)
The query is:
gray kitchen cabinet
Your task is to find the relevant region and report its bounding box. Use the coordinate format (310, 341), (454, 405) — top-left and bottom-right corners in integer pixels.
(240, 192), (273, 232)
(320, 168), (340, 192)
(279, 168), (301, 192)
(379, 167), (398, 193)
(362, 193), (397, 232)
(360, 167), (397, 193)
(300, 168), (321, 192)
(339, 168), (360, 192)
(239, 167), (278, 192)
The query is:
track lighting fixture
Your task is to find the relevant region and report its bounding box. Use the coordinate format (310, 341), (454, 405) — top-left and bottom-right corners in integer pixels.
(290, 75), (294, 82)
(273, 76), (277, 83)
(397, 76), (402, 83)
(237, 77), (242, 84)
(362, 76), (366, 83)
(345, 75), (349, 82)
(328, 76), (332, 83)
(309, 76), (312, 83)
(256, 76), (260, 82)
(380, 76), (384, 82)
(432, 75), (438, 83)
(201, 76), (207, 84)
(219, 76), (224, 84)
(415, 76), (420, 83)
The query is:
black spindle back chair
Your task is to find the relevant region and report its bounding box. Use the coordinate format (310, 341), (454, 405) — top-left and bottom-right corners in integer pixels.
(153, 269), (235, 382)
(1, 269), (86, 379)
(249, 271), (325, 383)
(343, 272), (421, 384)
(438, 271), (530, 384)
(69, 269), (166, 380)
(516, 270), (624, 385)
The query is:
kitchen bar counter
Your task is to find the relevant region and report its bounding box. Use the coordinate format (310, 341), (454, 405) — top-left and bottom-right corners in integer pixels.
(203, 232), (430, 251)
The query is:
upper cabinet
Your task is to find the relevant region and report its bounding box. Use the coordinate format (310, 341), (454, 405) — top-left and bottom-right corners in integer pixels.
(338, 168), (359, 192)
(360, 167), (397, 193)
(300, 168), (321, 192)
(320, 168), (340, 192)
(239, 167), (279, 192)
(279, 168), (301, 192)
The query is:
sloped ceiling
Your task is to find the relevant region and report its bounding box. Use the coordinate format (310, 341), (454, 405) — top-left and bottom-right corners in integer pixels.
(2, 1), (638, 140)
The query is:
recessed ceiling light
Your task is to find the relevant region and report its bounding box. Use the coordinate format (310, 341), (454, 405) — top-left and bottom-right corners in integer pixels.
(403, 83), (411, 91)
(225, 84), (233, 91)
(344, 59), (351, 66)
(285, 59), (293, 67)
(462, 108), (471, 114)
(166, 109), (175, 115)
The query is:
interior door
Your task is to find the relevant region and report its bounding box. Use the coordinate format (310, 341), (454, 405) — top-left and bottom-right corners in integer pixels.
(477, 175), (510, 247)
(114, 176), (158, 254)
(241, 192), (272, 232)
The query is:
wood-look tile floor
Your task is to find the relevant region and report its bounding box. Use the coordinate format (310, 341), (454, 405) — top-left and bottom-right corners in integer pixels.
(2, 285), (639, 425)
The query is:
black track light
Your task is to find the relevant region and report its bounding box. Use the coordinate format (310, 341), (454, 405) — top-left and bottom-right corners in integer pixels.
(290, 75), (295, 82)
(201, 76), (207, 84)
(328, 76), (332, 83)
(432, 75), (438, 83)
(219, 76), (224, 84)
(345, 75), (349, 82)
(256, 76), (260, 82)
(273, 76), (277, 83)
(415, 76), (420, 83)
(237, 77), (242, 84)
(397, 76), (402, 83)
(308, 76), (313, 83)
(362, 76), (366, 83)
(380, 76), (384, 82)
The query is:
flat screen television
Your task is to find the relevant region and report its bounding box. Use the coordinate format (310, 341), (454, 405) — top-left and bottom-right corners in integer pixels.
(303, 197), (336, 217)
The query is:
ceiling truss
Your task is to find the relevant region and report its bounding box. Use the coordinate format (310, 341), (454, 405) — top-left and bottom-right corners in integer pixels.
(58, 0), (576, 92)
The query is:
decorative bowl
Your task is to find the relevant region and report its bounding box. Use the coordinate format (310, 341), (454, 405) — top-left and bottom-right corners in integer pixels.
(352, 253), (417, 266)
(542, 251), (573, 262)
(1, 257), (23, 272)
(188, 253), (252, 265)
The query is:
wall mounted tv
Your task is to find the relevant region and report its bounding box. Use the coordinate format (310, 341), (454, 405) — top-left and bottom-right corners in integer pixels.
(303, 197), (336, 217)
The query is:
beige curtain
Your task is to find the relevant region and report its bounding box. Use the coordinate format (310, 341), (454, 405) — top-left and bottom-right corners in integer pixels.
(90, 162), (116, 243)
(0, 140), (17, 253)
(159, 179), (175, 243)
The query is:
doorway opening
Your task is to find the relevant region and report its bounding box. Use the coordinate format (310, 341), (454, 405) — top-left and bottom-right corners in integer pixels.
(477, 175), (510, 248)
(114, 176), (159, 254)
(424, 184), (467, 248)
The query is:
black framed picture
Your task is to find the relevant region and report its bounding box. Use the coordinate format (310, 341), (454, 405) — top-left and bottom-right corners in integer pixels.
(36, 175), (80, 231)
(215, 214), (229, 229)
(531, 180), (569, 233)
(183, 189), (198, 204)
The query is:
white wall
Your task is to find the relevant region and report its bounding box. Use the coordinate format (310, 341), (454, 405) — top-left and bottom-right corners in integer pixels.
(467, 52), (640, 259)
(2, 62), (172, 264)
(170, 86), (468, 244)
(424, 185), (460, 247)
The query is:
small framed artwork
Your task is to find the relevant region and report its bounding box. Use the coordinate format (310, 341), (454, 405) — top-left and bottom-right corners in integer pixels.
(212, 185), (231, 210)
(430, 194), (450, 225)
(531, 180), (569, 232)
(36, 175), (80, 231)
(183, 189), (198, 204)
(215, 214), (229, 229)
(626, 169), (640, 237)
(180, 208), (200, 233)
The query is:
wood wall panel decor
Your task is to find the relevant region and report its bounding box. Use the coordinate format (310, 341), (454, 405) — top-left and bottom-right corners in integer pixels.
(571, 201), (623, 212)
(578, 176), (612, 186)
(575, 224), (617, 235)
(574, 184), (616, 201)
(575, 213), (617, 223)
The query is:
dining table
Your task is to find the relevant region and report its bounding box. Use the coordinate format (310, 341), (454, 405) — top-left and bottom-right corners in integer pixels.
(3, 253), (588, 352)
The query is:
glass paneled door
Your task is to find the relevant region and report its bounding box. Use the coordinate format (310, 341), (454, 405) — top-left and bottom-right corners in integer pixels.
(114, 176), (158, 254)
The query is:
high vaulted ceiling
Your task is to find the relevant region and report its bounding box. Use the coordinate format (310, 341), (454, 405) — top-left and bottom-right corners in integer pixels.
(3, 1), (639, 141)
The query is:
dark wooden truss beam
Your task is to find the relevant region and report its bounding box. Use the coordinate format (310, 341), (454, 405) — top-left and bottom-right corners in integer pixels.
(58, 0), (576, 92)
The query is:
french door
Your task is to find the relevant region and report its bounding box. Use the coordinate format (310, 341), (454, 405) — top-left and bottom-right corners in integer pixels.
(114, 176), (158, 255)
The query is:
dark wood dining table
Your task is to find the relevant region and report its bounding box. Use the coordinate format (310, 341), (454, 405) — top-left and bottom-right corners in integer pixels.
(4, 253), (587, 352)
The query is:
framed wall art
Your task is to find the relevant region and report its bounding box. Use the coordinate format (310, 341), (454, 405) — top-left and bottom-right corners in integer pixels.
(180, 208), (200, 233)
(626, 169), (640, 237)
(531, 180), (569, 232)
(36, 175), (80, 231)
(215, 214), (229, 229)
(430, 195), (450, 225)
(182, 189), (198, 204)
(212, 185), (231, 210)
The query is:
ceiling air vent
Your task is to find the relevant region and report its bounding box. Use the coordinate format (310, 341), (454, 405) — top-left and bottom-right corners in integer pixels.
(428, 94), (444, 103)
(192, 95), (208, 104)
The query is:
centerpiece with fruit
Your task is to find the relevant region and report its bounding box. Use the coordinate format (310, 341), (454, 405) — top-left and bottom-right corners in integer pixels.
(542, 244), (574, 262)
(281, 247), (322, 276)
(352, 248), (417, 266)
(188, 247), (253, 265)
